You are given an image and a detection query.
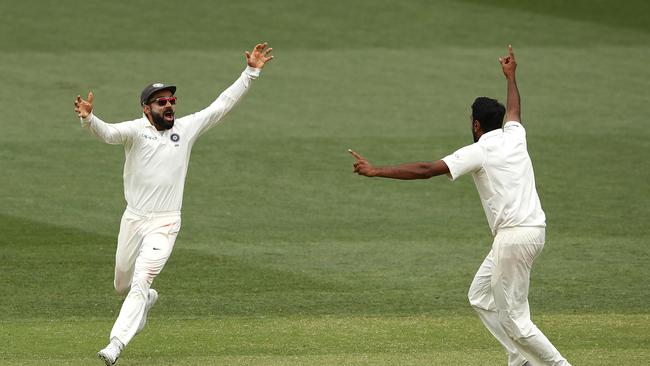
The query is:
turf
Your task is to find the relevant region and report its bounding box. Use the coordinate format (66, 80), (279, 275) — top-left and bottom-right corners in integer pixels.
(1, 0), (649, 365)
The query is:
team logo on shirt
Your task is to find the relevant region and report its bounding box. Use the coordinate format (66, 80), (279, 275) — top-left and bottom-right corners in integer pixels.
(170, 133), (180, 142)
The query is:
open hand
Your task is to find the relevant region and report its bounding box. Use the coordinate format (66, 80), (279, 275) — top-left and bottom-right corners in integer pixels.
(74, 92), (94, 118)
(246, 42), (274, 69)
(349, 149), (377, 177)
(499, 45), (517, 80)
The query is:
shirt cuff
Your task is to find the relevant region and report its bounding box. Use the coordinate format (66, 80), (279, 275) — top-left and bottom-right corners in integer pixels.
(80, 113), (94, 127)
(441, 156), (457, 181)
(244, 66), (261, 79)
(503, 120), (522, 128)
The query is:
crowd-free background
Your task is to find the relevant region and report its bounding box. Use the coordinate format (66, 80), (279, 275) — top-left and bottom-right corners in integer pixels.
(1, 0), (648, 364)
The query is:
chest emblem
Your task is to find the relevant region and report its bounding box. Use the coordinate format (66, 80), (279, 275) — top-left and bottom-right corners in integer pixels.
(170, 133), (180, 142)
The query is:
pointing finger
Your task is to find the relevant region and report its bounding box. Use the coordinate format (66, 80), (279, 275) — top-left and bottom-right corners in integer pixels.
(348, 149), (365, 161)
(508, 44), (514, 59)
(88, 92), (94, 104)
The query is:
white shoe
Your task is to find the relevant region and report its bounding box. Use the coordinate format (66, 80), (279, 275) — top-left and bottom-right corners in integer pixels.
(136, 289), (158, 334)
(97, 338), (123, 365)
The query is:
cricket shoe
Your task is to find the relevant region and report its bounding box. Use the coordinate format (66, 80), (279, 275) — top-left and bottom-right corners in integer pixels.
(136, 288), (158, 334)
(97, 338), (123, 365)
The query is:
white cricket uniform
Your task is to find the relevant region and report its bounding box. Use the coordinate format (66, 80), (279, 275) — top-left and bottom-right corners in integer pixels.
(442, 121), (570, 366)
(81, 66), (261, 346)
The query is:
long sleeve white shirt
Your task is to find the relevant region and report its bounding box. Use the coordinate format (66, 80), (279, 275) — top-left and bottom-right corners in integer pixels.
(81, 66), (261, 213)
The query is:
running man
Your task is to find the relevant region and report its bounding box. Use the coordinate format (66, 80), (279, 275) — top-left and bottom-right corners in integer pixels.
(349, 46), (571, 366)
(74, 42), (273, 365)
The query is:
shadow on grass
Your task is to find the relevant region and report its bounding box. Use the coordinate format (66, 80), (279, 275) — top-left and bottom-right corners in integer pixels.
(1, 214), (443, 320)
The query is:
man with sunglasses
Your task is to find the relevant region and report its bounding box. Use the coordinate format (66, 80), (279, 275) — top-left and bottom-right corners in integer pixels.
(74, 42), (273, 365)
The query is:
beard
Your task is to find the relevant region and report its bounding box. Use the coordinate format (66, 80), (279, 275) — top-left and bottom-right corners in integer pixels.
(151, 108), (175, 130)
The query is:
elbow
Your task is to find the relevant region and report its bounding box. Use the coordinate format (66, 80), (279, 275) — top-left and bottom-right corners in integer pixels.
(420, 160), (449, 179)
(418, 163), (438, 179)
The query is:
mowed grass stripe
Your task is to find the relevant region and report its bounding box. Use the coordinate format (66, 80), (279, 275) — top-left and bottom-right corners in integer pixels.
(1, 46), (648, 236)
(3, 213), (648, 321)
(2, 0), (648, 53)
(2, 314), (648, 364)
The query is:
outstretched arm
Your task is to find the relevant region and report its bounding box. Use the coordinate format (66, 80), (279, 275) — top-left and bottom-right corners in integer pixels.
(189, 42), (274, 138)
(499, 45), (521, 124)
(74, 92), (131, 145)
(349, 149), (449, 180)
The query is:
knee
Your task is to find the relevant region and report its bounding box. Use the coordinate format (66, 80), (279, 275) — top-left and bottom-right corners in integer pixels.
(499, 313), (533, 343)
(128, 277), (150, 297)
(114, 286), (129, 296)
(114, 277), (130, 295)
(114, 273), (150, 296)
(468, 290), (478, 307)
(470, 302), (485, 314)
(501, 320), (522, 342)
(468, 288), (490, 311)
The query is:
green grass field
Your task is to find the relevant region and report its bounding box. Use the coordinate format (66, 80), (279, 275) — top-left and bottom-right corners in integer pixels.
(1, 0), (649, 364)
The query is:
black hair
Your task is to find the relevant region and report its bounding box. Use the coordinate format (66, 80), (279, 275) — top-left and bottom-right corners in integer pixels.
(471, 97), (505, 132)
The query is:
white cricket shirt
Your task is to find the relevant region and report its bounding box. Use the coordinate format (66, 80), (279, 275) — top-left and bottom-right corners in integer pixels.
(442, 121), (546, 235)
(81, 66), (261, 214)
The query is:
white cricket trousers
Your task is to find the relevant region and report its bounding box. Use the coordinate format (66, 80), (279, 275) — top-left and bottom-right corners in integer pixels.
(468, 227), (571, 366)
(109, 207), (181, 346)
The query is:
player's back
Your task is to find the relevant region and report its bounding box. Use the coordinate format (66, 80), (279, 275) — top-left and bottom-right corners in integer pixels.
(473, 121), (546, 234)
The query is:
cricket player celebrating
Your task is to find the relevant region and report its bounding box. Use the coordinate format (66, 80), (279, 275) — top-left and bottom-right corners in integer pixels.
(74, 42), (273, 365)
(350, 46), (571, 366)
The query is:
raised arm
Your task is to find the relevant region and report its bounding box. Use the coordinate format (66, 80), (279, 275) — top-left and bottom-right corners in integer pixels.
(189, 42), (274, 138)
(349, 149), (450, 180)
(499, 45), (521, 124)
(74, 92), (131, 145)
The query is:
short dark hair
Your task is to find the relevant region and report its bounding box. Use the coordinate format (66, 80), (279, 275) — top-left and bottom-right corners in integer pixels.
(471, 97), (505, 132)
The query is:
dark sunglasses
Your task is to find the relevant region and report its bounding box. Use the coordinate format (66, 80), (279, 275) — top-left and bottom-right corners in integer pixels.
(149, 96), (177, 107)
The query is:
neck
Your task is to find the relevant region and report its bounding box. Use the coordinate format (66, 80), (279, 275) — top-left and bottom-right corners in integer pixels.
(473, 130), (483, 143)
(152, 121), (165, 131)
(146, 114), (166, 131)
